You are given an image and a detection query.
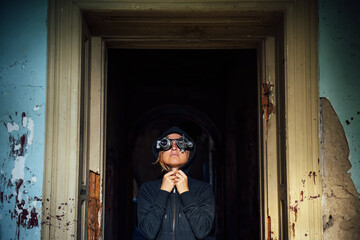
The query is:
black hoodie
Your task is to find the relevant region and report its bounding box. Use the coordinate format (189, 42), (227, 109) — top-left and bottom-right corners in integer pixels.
(137, 127), (215, 240)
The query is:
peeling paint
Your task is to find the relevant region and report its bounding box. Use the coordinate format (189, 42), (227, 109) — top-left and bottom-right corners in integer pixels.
(267, 216), (271, 240)
(88, 170), (103, 239)
(320, 98), (360, 239)
(1, 113), (42, 239)
(26, 118), (34, 145)
(33, 105), (40, 111)
(12, 156), (26, 181)
(1, 2), (47, 239)
(22, 112), (27, 127)
(320, 0), (360, 195)
(261, 82), (275, 125)
(7, 122), (19, 133)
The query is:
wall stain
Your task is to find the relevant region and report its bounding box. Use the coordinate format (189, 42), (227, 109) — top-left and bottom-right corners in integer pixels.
(290, 203), (299, 222)
(292, 223), (295, 237)
(267, 216), (271, 240)
(1, 112), (42, 239)
(301, 179), (306, 187)
(261, 82), (275, 125)
(323, 214), (334, 231)
(308, 171), (317, 184)
(309, 194), (320, 199)
(41, 199), (77, 234)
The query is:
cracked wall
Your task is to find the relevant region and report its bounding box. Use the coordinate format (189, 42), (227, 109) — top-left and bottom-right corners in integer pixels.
(0, 0), (47, 239)
(320, 98), (360, 239)
(319, 1), (360, 238)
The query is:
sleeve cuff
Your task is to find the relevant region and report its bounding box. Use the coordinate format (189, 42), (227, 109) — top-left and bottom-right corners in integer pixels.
(180, 191), (195, 208)
(154, 189), (170, 207)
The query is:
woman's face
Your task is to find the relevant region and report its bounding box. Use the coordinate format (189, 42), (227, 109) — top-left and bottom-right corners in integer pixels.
(162, 133), (190, 171)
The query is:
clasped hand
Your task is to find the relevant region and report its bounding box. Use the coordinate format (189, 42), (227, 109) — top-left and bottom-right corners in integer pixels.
(160, 170), (189, 194)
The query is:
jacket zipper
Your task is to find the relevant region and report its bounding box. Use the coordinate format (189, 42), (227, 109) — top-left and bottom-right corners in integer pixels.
(173, 187), (176, 240)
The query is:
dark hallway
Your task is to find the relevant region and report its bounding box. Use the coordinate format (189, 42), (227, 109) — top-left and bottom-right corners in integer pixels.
(105, 49), (259, 239)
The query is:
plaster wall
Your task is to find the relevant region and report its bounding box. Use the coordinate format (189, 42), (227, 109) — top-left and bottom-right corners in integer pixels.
(0, 0), (47, 239)
(320, 98), (360, 239)
(319, 0), (360, 239)
(319, 0), (360, 194)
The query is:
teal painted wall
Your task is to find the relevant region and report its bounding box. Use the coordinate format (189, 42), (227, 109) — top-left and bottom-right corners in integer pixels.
(0, 0), (47, 239)
(319, 0), (360, 195)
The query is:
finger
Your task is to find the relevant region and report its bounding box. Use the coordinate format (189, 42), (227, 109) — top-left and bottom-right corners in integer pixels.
(164, 170), (175, 177)
(177, 170), (187, 178)
(176, 174), (185, 181)
(174, 179), (183, 185)
(176, 172), (185, 178)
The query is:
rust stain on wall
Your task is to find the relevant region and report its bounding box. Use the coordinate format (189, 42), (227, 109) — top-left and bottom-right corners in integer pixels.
(291, 223), (295, 237)
(267, 216), (271, 240)
(308, 171), (317, 185)
(88, 170), (102, 240)
(289, 203), (299, 222)
(309, 194), (320, 199)
(261, 82), (275, 126)
(41, 198), (76, 233)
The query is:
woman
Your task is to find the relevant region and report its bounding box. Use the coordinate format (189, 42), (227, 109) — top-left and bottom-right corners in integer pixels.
(137, 126), (215, 240)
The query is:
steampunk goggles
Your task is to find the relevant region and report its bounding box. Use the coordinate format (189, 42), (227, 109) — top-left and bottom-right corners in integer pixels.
(156, 135), (193, 153)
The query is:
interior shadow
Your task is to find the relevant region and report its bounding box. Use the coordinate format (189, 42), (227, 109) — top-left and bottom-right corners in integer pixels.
(105, 49), (259, 239)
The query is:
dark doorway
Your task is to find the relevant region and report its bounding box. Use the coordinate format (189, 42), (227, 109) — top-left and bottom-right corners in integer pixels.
(105, 49), (259, 239)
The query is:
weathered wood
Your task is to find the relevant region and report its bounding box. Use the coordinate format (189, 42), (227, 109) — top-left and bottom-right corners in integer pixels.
(87, 171), (102, 240)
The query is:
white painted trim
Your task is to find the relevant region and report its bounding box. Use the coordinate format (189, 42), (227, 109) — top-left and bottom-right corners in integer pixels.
(284, 1), (321, 239)
(43, 0), (82, 239)
(262, 36), (281, 239)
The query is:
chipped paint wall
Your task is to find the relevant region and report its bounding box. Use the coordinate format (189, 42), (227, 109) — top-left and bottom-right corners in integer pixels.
(0, 0), (47, 239)
(319, 0), (360, 239)
(320, 98), (360, 239)
(319, 0), (360, 195)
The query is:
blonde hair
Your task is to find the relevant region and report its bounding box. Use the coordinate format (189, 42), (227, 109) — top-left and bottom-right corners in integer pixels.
(153, 151), (171, 172)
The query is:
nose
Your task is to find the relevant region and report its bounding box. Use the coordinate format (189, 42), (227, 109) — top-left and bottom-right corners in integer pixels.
(171, 140), (178, 150)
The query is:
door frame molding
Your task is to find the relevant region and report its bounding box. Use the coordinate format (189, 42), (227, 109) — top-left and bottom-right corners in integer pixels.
(43, 0), (320, 239)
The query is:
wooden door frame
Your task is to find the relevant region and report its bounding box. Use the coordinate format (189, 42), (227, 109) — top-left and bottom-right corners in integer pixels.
(43, 0), (320, 239)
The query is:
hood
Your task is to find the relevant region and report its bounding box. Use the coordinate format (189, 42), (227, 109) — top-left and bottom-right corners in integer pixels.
(152, 126), (196, 173)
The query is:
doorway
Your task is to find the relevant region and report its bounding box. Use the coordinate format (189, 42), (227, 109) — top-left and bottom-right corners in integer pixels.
(44, 2), (322, 239)
(105, 49), (259, 239)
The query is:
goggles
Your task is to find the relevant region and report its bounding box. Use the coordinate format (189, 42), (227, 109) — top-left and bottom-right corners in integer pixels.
(156, 135), (193, 153)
